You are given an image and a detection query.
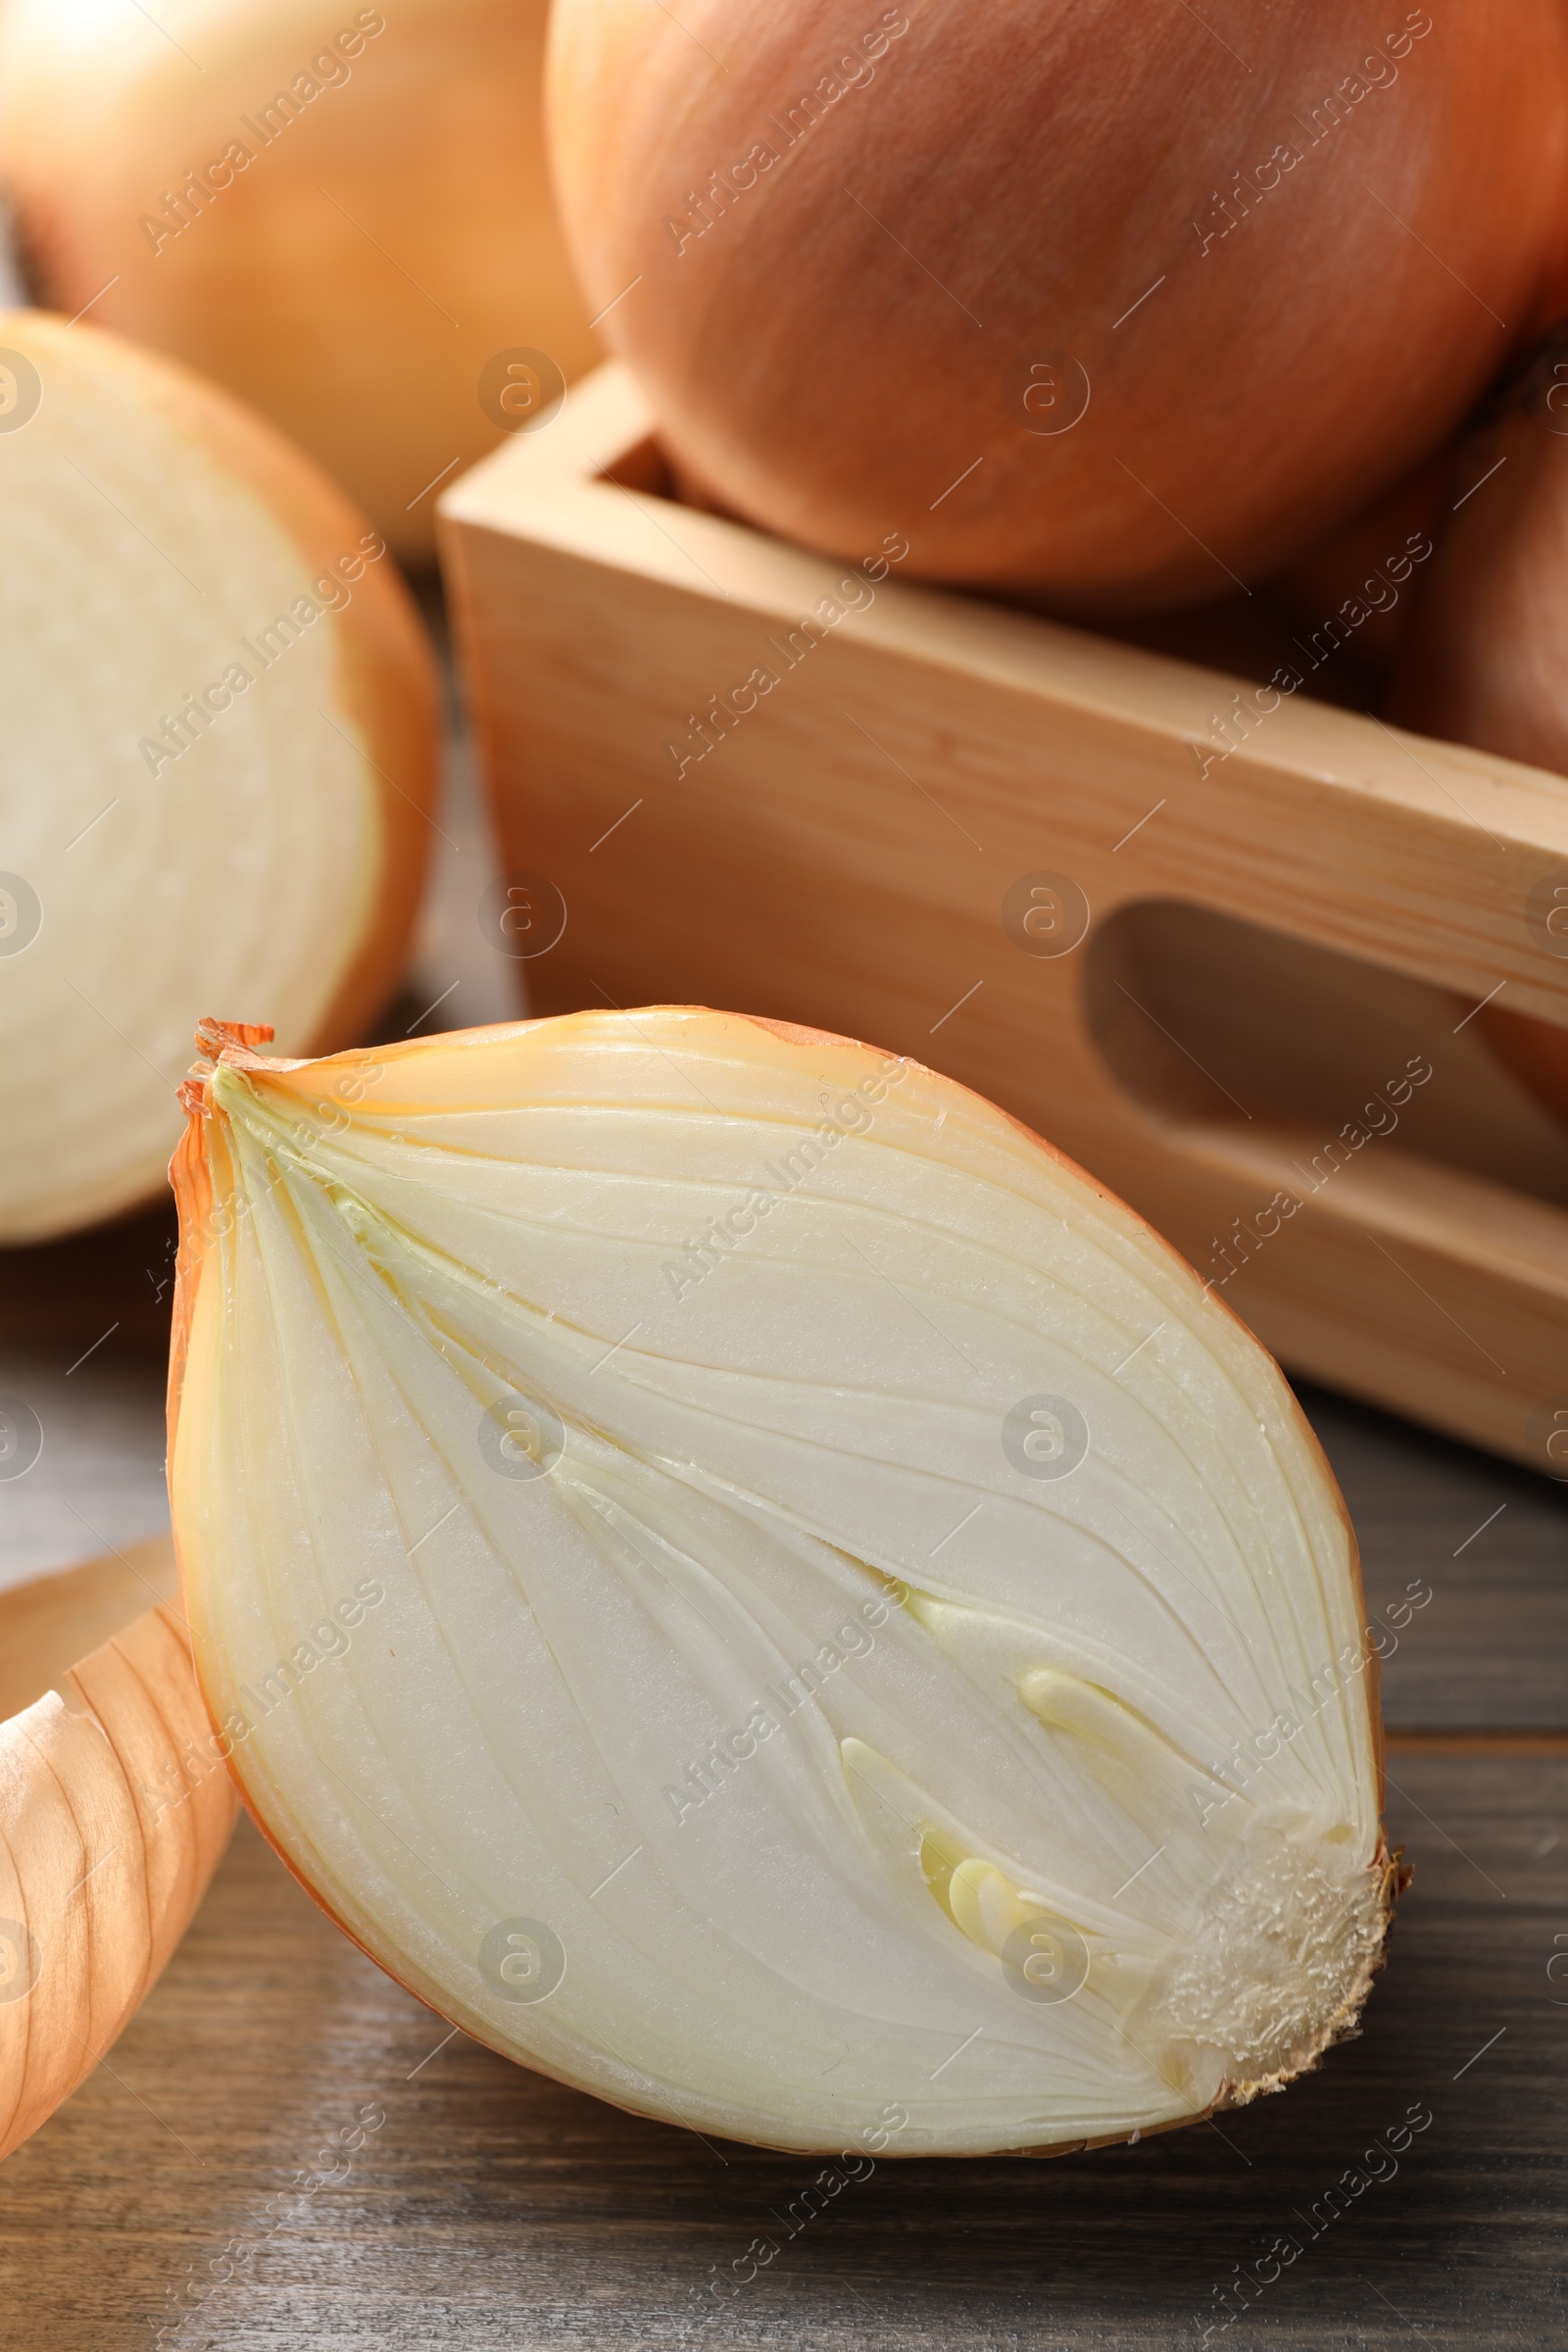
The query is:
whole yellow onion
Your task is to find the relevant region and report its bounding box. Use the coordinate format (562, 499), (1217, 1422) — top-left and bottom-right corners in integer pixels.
(549, 0), (1568, 610)
(0, 0), (600, 562)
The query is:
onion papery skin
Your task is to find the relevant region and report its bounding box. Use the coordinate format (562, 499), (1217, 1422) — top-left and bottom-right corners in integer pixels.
(0, 0), (600, 562)
(1268, 455), (1449, 677)
(0, 1547), (238, 2166)
(170, 1009), (1396, 2159)
(0, 312), (437, 1245)
(547, 0), (1568, 612)
(1387, 344), (1568, 1122)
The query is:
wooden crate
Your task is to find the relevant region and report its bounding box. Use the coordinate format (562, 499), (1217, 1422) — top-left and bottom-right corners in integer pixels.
(438, 364), (1568, 1474)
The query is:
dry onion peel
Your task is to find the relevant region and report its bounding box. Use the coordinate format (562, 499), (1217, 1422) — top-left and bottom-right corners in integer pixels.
(171, 1009), (1399, 2157)
(0, 1542), (238, 2165)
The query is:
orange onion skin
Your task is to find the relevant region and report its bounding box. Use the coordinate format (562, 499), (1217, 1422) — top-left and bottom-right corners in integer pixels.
(1269, 455), (1448, 674)
(1389, 370), (1568, 772)
(0, 1551), (237, 2166)
(1388, 360), (1568, 1119)
(548, 0), (1568, 612)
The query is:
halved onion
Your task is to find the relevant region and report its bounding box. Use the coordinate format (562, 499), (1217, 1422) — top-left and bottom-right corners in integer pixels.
(0, 1541), (237, 2165)
(0, 312), (437, 1245)
(170, 1010), (1398, 2157)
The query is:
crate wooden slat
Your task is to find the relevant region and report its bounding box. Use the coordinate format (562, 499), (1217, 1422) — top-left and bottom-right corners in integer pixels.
(440, 365), (1568, 1472)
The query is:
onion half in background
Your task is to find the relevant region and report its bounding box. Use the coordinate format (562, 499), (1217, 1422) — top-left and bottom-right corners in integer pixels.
(170, 1009), (1400, 2159)
(0, 0), (600, 562)
(548, 0), (1568, 612)
(0, 313), (437, 1246)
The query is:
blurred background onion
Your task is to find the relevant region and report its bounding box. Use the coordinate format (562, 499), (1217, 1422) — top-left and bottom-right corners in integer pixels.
(0, 0), (601, 561)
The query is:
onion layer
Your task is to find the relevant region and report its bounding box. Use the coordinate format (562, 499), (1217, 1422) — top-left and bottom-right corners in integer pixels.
(170, 1010), (1396, 2157)
(548, 0), (1568, 610)
(0, 313), (437, 1244)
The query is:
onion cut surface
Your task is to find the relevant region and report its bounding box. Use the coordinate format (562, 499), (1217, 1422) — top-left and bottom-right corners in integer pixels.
(171, 1010), (1396, 2157)
(0, 313), (436, 1243)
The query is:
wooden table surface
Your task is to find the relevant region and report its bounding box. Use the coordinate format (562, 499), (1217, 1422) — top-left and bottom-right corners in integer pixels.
(2, 1199), (1566, 2349)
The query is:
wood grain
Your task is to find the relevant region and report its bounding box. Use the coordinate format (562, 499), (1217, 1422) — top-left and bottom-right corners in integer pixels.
(440, 363), (1568, 1473)
(1, 1761), (1560, 2349)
